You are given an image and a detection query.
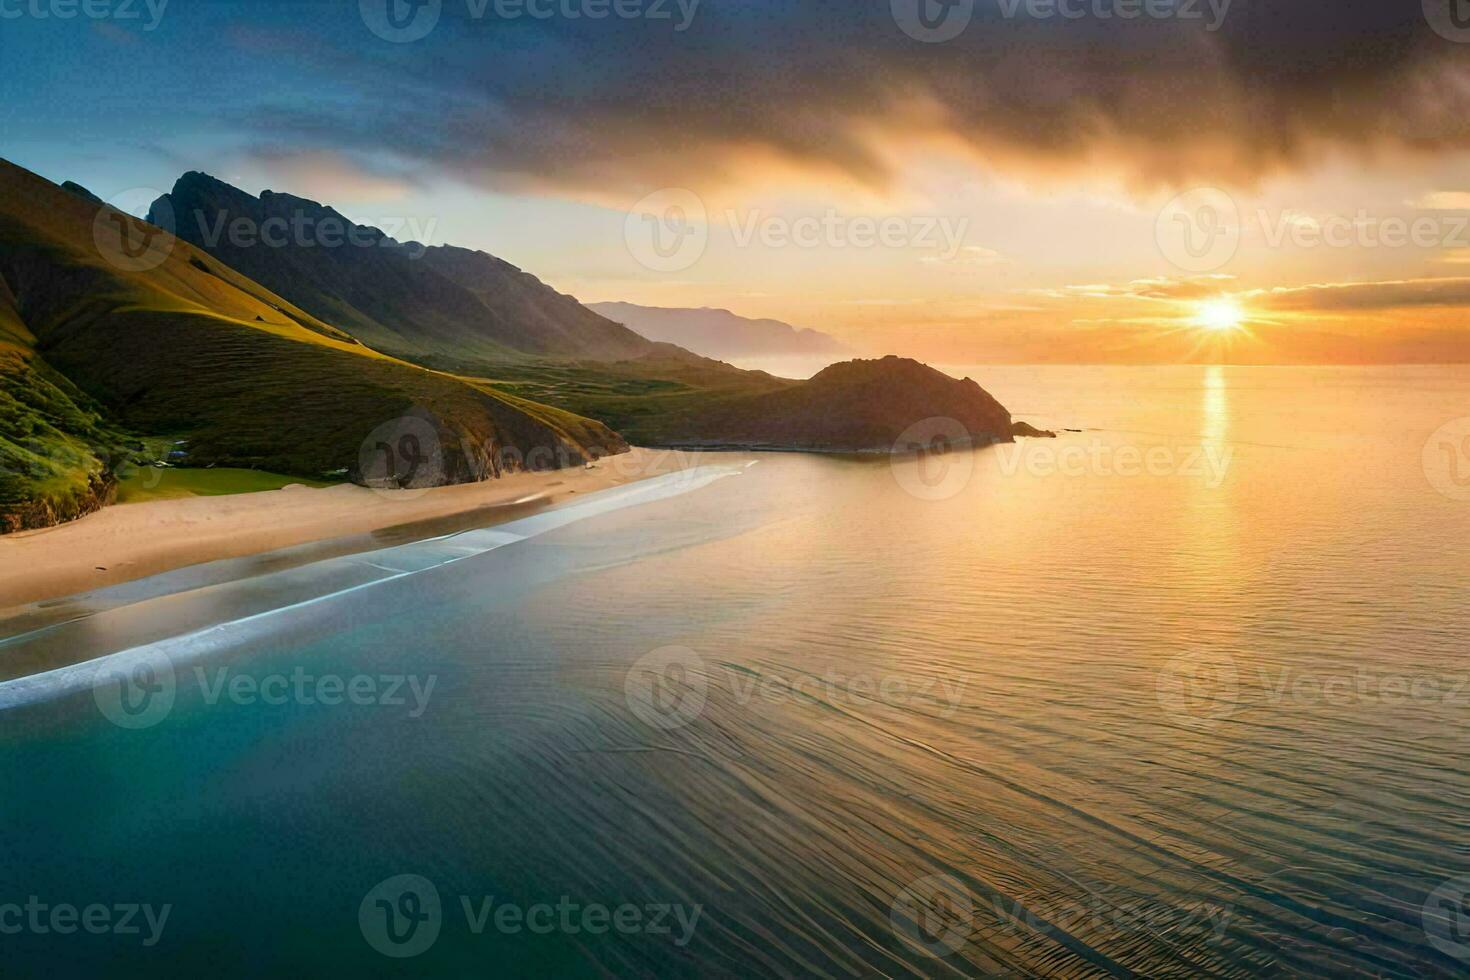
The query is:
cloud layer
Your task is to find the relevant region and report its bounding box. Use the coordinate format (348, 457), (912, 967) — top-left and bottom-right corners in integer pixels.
(244, 0), (1470, 197)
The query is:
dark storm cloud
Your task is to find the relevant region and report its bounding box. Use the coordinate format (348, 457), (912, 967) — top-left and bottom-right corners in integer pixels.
(245, 0), (1470, 194)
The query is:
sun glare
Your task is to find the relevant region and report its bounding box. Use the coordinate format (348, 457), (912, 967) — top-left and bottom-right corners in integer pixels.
(1196, 299), (1246, 333)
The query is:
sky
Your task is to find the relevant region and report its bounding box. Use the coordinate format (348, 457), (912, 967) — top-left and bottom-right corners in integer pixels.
(4, 0), (1470, 363)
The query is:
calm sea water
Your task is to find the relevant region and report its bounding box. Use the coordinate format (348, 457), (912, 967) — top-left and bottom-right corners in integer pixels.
(2, 366), (1469, 977)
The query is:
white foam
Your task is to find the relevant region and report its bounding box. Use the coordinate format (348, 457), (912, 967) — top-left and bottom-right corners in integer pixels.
(0, 464), (744, 711)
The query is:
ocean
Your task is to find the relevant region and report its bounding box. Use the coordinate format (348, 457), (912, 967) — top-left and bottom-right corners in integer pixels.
(2, 365), (1468, 977)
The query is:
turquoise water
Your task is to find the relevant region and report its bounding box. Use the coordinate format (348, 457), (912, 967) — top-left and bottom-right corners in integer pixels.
(2, 366), (1469, 977)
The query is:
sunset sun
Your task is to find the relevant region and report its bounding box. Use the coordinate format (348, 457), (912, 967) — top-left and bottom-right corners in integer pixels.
(1195, 299), (1246, 333)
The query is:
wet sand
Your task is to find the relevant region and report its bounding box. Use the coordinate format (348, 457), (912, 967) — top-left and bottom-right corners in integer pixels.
(0, 448), (682, 616)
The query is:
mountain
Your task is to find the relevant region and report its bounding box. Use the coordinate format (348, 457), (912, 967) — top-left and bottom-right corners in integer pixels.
(60, 181), (103, 205)
(147, 172), (673, 365)
(0, 158), (624, 532)
(531, 355), (1032, 452)
(639, 356), (1019, 451)
(588, 302), (851, 362)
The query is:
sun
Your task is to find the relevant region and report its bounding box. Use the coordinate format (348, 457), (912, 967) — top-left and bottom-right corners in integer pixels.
(1195, 299), (1246, 332)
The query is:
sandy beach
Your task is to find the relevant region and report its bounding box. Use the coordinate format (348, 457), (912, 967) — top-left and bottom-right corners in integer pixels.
(0, 447), (685, 614)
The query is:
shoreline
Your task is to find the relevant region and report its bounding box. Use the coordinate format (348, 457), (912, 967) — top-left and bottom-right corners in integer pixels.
(0, 448), (684, 616)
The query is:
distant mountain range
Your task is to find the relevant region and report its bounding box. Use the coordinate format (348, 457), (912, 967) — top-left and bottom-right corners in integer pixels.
(0, 160), (1041, 533)
(148, 173), (680, 366)
(589, 302), (851, 363)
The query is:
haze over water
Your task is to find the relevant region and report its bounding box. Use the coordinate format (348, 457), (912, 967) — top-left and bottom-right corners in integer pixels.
(2, 365), (1469, 977)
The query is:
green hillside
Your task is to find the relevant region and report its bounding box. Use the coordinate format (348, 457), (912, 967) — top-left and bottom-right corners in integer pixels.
(0, 279), (125, 531)
(0, 158), (626, 532)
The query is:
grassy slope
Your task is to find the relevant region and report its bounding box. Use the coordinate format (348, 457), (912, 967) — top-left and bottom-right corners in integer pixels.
(444, 354), (798, 445)
(0, 158), (626, 531)
(0, 273), (127, 530)
(115, 466), (335, 503)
